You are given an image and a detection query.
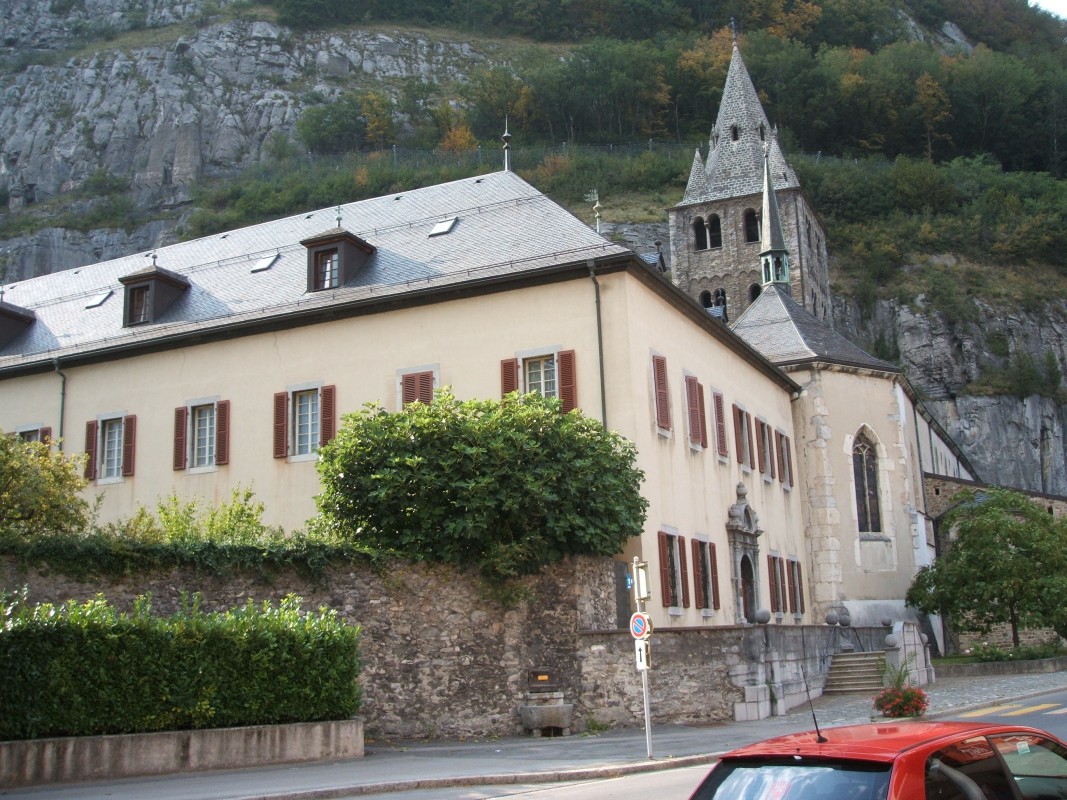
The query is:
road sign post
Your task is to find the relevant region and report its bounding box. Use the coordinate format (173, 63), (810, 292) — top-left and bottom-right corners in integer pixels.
(632, 557), (653, 759)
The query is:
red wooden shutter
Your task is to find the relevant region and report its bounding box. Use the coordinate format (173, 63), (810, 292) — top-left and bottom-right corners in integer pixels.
(767, 555), (779, 612)
(697, 383), (708, 448)
(39, 427), (52, 444)
(653, 355), (670, 430)
(685, 376), (701, 444)
(746, 413), (755, 468)
(658, 531), (672, 606)
(784, 436), (794, 487)
(320, 385), (336, 445)
(710, 544), (721, 610)
(84, 420), (98, 480)
(216, 400), (230, 465)
(787, 559), (797, 614)
(766, 425), (776, 479)
(173, 407), (188, 470)
(797, 562), (805, 613)
(558, 349), (577, 413)
(714, 392), (728, 457)
(500, 358), (519, 396)
(121, 414), (136, 477)
(756, 421), (767, 474)
(678, 535), (690, 609)
(779, 558), (788, 613)
(417, 372), (434, 404)
(691, 540), (706, 609)
(733, 404), (744, 464)
(402, 372), (435, 405)
(273, 392), (288, 458)
(776, 431), (786, 482)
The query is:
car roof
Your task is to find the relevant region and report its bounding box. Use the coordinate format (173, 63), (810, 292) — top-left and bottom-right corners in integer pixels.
(719, 722), (1035, 763)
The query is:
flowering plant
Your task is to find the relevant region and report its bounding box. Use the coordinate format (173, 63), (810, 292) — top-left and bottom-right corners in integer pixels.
(873, 685), (929, 717)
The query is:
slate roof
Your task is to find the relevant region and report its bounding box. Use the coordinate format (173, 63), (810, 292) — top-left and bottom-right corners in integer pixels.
(732, 284), (899, 372)
(0, 171), (631, 373)
(682, 44), (800, 205)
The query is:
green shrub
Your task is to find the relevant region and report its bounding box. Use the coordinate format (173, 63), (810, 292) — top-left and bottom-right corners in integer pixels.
(0, 591), (361, 740)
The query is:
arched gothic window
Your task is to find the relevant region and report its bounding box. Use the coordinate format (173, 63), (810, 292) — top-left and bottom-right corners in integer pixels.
(853, 431), (882, 533)
(693, 217), (708, 250)
(708, 215), (722, 248)
(743, 209), (760, 243)
(748, 283), (762, 303)
(700, 290), (713, 309)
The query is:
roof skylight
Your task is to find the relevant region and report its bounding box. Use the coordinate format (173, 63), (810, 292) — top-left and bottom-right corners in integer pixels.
(429, 217), (458, 237)
(85, 289), (113, 309)
(251, 254), (279, 273)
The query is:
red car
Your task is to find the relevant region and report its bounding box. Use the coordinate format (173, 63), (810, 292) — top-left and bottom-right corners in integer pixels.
(688, 720), (1067, 800)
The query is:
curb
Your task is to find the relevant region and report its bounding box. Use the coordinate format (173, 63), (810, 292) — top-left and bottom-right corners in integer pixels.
(237, 752), (723, 800)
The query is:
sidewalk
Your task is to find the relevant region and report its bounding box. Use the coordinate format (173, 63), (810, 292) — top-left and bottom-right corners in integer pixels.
(5, 671), (1067, 800)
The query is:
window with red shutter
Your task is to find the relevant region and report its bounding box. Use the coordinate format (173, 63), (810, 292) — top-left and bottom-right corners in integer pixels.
(500, 358), (519, 396)
(796, 561), (805, 613)
(121, 415), (136, 477)
(710, 543), (721, 610)
(557, 350), (577, 412)
(787, 558), (797, 614)
(320, 385), (336, 446)
(273, 392), (288, 458)
(216, 400), (230, 465)
(39, 427), (52, 444)
(84, 420), (98, 480)
(658, 531), (673, 606)
(173, 407), (188, 470)
(691, 539), (706, 610)
(775, 431), (786, 483)
(756, 420), (767, 474)
(678, 535), (690, 609)
(653, 355), (670, 431)
(402, 371), (435, 406)
(685, 376), (701, 445)
(714, 392), (728, 457)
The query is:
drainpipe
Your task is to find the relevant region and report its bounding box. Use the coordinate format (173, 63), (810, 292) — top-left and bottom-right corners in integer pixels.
(53, 358), (66, 451)
(587, 261), (607, 428)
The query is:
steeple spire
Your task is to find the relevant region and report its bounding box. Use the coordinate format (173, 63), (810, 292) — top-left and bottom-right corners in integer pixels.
(759, 139), (790, 290)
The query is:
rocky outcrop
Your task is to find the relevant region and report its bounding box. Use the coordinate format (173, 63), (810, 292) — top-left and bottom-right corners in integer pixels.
(835, 291), (1067, 496)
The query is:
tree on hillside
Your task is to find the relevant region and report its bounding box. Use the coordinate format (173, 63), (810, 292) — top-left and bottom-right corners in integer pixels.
(905, 488), (1067, 648)
(0, 433), (89, 538)
(315, 390), (647, 581)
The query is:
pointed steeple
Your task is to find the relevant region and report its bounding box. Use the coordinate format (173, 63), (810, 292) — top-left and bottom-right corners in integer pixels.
(682, 148), (707, 204)
(691, 43), (800, 203)
(759, 139), (790, 289)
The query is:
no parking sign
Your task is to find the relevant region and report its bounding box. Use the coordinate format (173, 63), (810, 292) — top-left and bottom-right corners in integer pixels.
(629, 611), (652, 640)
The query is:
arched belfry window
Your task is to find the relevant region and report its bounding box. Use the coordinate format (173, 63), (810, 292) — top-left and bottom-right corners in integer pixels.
(693, 217), (708, 250)
(700, 290), (713, 309)
(743, 209), (760, 243)
(853, 431), (882, 533)
(708, 215), (722, 248)
(748, 283), (762, 303)
(759, 124), (765, 141)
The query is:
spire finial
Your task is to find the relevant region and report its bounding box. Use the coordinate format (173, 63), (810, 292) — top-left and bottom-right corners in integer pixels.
(502, 117), (512, 172)
(730, 16), (738, 42)
(336, 204), (343, 228)
(151, 251), (158, 267)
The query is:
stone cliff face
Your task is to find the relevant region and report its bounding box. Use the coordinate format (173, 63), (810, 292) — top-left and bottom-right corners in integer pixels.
(3, 3), (1065, 499)
(2, 0), (486, 278)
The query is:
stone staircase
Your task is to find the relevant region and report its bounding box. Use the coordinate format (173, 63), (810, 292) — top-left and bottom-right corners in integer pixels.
(823, 651), (887, 693)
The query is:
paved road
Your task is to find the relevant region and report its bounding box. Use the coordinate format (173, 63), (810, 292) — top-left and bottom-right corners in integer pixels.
(4, 670), (1067, 800)
(944, 686), (1067, 739)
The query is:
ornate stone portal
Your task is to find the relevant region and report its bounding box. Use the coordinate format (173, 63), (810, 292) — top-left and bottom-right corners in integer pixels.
(726, 482), (763, 623)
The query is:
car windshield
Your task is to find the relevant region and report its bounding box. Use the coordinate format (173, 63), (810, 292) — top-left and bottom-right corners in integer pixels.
(690, 756), (892, 800)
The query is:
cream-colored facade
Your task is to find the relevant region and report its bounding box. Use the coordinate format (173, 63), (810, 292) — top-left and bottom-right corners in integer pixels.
(0, 171), (811, 630)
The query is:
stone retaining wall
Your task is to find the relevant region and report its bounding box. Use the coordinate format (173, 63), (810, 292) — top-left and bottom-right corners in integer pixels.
(2, 556), (844, 743)
(935, 655), (1067, 679)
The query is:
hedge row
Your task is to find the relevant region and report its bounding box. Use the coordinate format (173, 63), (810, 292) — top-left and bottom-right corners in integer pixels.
(0, 592), (361, 741)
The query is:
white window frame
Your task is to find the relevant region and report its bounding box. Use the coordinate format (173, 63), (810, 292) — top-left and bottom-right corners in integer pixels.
(15, 424), (45, 443)
(292, 388), (321, 458)
(97, 413), (125, 483)
(184, 396), (220, 473)
(315, 249), (340, 291)
(514, 345), (562, 400)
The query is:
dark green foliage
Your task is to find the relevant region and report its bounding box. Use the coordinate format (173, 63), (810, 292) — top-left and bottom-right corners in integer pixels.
(296, 94), (367, 155)
(316, 390), (647, 581)
(0, 489), (380, 581)
(275, 0), (362, 30)
(906, 488), (1067, 648)
(0, 592), (361, 740)
(0, 432), (89, 539)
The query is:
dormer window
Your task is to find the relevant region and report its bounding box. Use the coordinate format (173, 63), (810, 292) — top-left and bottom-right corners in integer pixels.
(316, 249), (340, 290)
(0, 299), (36, 347)
(129, 285), (150, 324)
(118, 259), (189, 328)
(301, 228), (376, 294)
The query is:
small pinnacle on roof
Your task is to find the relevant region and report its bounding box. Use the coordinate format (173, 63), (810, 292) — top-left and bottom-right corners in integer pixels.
(502, 117), (512, 172)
